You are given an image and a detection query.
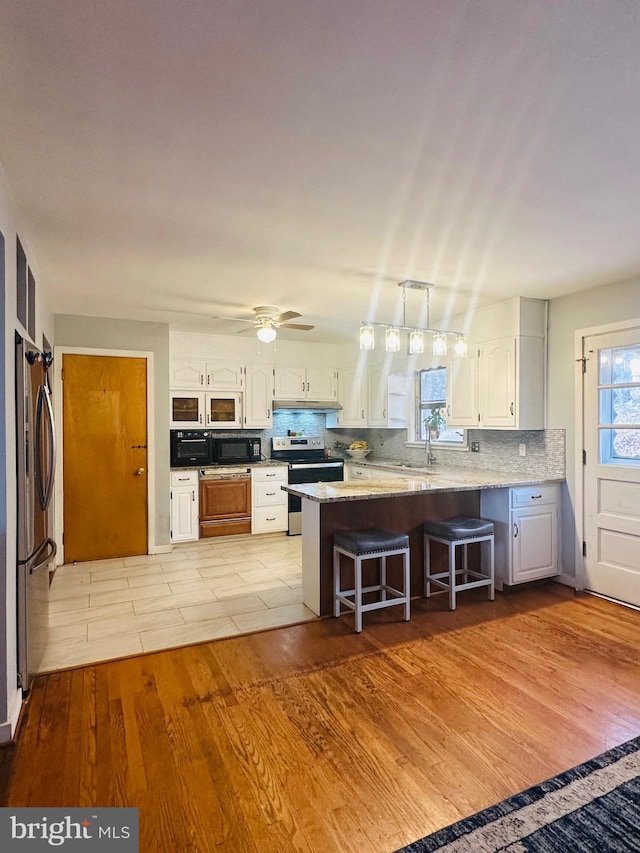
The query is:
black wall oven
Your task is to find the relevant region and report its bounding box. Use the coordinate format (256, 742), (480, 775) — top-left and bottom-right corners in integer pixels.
(170, 430), (214, 468)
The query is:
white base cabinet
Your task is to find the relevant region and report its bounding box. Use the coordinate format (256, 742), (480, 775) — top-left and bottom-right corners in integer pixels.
(481, 483), (559, 589)
(170, 470), (199, 543)
(252, 466), (288, 533)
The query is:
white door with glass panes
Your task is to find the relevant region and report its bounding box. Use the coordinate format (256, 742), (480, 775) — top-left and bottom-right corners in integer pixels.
(583, 327), (640, 607)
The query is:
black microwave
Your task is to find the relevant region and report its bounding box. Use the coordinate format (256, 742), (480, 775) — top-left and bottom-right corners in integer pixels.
(170, 430), (214, 468)
(213, 436), (261, 464)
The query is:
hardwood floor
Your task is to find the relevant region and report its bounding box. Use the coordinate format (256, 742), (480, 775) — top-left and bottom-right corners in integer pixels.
(2, 583), (640, 852)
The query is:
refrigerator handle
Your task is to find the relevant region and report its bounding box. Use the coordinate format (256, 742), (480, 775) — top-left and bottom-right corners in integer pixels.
(19, 537), (57, 574)
(35, 384), (56, 511)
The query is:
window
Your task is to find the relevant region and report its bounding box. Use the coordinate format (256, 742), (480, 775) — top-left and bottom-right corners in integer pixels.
(416, 367), (465, 446)
(598, 344), (640, 465)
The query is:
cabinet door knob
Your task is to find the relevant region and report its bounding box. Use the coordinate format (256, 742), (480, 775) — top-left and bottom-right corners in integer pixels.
(510, 402), (514, 415)
(513, 522), (519, 538)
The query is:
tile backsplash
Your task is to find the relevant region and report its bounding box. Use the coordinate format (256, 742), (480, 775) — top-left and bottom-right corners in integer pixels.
(210, 411), (565, 480)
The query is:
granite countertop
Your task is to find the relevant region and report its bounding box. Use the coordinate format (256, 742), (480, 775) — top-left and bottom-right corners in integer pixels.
(283, 466), (564, 503)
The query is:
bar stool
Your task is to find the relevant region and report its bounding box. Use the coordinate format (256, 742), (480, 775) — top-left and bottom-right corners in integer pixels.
(423, 517), (495, 610)
(333, 528), (410, 633)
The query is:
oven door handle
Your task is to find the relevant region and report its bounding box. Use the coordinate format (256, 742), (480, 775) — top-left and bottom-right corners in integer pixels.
(288, 462), (344, 470)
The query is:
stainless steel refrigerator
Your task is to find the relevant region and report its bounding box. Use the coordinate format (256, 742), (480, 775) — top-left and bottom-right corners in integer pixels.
(16, 332), (57, 693)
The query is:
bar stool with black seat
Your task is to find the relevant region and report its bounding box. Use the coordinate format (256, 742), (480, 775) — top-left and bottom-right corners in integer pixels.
(423, 517), (495, 610)
(333, 528), (410, 633)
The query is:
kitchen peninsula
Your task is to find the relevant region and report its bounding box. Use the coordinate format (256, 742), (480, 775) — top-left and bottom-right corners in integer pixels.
(283, 465), (565, 616)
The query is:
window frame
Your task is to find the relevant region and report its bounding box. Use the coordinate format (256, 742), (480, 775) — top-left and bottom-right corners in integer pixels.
(406, 364), (468, 450)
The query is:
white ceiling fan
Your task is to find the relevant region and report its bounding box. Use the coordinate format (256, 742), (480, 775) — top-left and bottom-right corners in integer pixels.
(214, 306), (315, 342)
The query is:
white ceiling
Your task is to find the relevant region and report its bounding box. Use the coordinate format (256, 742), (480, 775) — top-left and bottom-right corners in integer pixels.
(1, 0), (640, 344)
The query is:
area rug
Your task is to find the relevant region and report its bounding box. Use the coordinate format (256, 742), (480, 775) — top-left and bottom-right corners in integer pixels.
(396, 734), (640, 852)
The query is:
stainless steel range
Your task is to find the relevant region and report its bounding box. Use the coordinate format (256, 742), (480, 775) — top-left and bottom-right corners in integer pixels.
(271, 436), (344, 535)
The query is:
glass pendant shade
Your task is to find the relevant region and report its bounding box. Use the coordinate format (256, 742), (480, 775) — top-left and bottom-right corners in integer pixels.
(408, 329), (424, 355)
(257, 324), (277, 343)
(385, 327), (401, 353)
(432, 333), (447, 357)
(359, 324), (375, 350)
(454, 335), (468, 358)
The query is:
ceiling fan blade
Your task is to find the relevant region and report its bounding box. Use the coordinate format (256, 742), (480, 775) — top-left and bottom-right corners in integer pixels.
(212, 314), (254, 324)
(272, 310), (301, 323)
(279, 322), (315, 330)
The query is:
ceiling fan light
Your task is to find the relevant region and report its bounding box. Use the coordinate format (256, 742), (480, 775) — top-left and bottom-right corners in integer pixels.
(454, 334), (467, 358)
(432, 333), (447, 357)
(408, 329), (424, 355)
(359, 324), (375, 350)
(385, 327), (401, 353)
(257, 324), (277, 343)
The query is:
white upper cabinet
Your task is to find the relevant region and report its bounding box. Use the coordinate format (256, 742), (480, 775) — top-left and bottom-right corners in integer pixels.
(447, 297), (547, 431)
(448, 337), (545, 430)
(274, 366), (337, 400)
(331, 366), (367, 427)
(479, 336), (545, 430)
(170, 359), (205, 389)
(170, 358), (244, 390)
(243, 364), (273, 428)
(446, 352), (479, 427)
(367, 368), (409, 428)
(479, 338), (517, 428)
(205, 361), (244, 390)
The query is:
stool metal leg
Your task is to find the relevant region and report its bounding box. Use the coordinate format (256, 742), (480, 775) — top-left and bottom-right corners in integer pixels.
(381, 555), (387, 601)
(355, 554), (363, 633)
(333, 547), (341, 617)
(462, 543), (469, 583)
(449, 540), (457, 611)
(424, 534), (431, 597)
(403, 549), (411, 621)
(488, 536), (495, 601)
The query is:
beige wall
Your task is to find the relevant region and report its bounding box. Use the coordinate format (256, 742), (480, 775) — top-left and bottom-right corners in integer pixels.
(547, 278), (640, 577)
(54, 315), (171, 548)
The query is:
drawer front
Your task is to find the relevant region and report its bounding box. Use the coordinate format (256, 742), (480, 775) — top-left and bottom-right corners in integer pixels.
(253, 505), (288, 533)
(254, 483), (287, 507)
(171, 470), (199, 487)
(511, 484), (558, 508)
(252, 466), (288, 483)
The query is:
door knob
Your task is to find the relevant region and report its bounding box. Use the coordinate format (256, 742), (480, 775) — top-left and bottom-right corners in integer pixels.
(135, 467), (145, 476)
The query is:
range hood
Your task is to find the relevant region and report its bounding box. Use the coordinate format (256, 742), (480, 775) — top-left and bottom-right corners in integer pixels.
(272, 399), (342, 412)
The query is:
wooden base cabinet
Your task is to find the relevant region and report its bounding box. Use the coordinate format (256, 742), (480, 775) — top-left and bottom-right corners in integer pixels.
(481, 484), (559, 589)
(199, 476), (252, 537)
(170, 471), (199, 543)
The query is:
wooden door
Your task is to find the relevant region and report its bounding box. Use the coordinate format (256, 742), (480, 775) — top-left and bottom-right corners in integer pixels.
(63, 354), (148, 562)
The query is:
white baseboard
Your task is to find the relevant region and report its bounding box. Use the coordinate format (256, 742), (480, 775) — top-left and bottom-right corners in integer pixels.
(0, 688), (24, 744)
(149, 544), (172, 555)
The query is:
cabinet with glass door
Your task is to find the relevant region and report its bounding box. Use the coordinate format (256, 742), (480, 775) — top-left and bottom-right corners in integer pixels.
(170, 391), (243, 428)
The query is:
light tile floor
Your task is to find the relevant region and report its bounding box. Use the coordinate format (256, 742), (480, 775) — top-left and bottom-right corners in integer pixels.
(41, 533), (315, 672)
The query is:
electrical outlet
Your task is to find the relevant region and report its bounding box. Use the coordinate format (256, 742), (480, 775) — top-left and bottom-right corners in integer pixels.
(519, 443), (526, 457)
(471, 441), (480, 452)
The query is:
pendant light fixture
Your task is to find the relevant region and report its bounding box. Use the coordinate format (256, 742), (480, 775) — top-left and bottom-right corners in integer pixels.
(359, 281), (467, 356)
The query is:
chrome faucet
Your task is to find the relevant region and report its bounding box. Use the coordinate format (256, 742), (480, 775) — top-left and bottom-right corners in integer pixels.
(424, 423), (437, 466)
